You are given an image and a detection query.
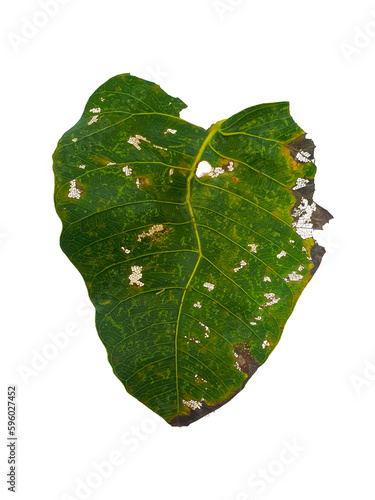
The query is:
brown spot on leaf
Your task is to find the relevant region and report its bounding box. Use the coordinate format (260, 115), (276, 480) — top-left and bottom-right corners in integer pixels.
(291, 179), (333, 231)
(135, 176), (150, 188)
(169, 343), (260, 427)
(310, 243), (326, 275)
(219, 159), (236, 171)
(287, 134), (315, 164)
(234, 342), (259, 377)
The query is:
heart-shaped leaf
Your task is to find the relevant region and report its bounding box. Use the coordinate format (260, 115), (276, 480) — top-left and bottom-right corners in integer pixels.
(53, 74), (332, 426)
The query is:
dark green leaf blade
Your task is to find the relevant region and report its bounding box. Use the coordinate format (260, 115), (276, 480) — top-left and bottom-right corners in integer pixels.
(53, 74), (331, 426)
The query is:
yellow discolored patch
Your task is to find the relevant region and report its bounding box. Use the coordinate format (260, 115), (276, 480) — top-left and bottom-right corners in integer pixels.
(92, 154), (115, 166)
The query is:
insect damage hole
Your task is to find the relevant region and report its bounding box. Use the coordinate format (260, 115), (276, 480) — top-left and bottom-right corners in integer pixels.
(195, 161), (212, 178)
(195, 160), (235, 179)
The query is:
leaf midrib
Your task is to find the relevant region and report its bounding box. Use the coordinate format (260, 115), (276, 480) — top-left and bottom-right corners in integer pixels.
(173, 119), (225, 416)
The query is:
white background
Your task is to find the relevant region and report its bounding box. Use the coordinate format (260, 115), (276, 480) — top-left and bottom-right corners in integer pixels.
(1, 1), (374, 499)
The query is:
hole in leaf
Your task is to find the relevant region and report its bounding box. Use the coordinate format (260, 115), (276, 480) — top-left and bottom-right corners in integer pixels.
(195, 160), (212, 178)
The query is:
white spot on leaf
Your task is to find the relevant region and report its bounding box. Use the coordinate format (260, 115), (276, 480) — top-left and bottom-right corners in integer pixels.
(203, 282), (215, 292)
(128, 265), (144, 287)
(262, 340), (270, 349)
(292, 197), (317, 239)
(123, 165), (132, 176)
(78, 164), (85, 169)
(193, 301), (202, 309)
(276, 250), (287, 259)
(182, 398), (204, 410)
(68, 179), (82, 199)
(284, 271), (303, 283)
(89, 107), (101, 113)
(128, 134), (150, 150)
(87, 115), (99, 126)
(293, 178), (309, 190)
(199, 322), (210, 337)
(248, 243), (258, 253)
(183, 335), (200, 344)
(164, 128), (177, 134)
(209, 167), (225, 178)
(137, 224), (165, 242)
(262, 292), (280, 308)
(234, 260), (248, 273)
(234, 358), (242, 371)
(295, 151), (311, 163)
(263, 276), (271, 282)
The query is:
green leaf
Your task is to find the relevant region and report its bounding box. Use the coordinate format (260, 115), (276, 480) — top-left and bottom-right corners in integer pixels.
(53, 74), (332, 426)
